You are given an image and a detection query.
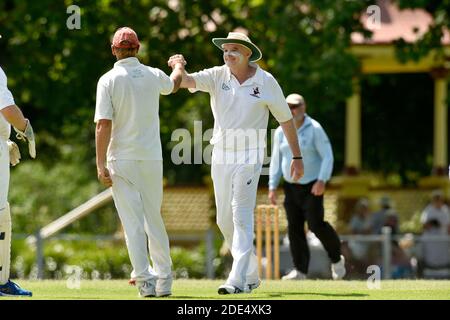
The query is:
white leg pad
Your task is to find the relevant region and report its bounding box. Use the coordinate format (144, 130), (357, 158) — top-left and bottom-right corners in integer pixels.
(0, 202), (11, 285)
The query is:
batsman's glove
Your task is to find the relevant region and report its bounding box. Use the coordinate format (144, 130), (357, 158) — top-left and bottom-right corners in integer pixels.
(14, 119), (36, 158)
(6, 139), (21, 166)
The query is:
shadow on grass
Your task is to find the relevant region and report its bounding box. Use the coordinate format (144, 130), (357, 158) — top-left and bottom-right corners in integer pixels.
(165, 292), (369, 300)
(266, 292), (369, 298)
(167, 296), (264, 300)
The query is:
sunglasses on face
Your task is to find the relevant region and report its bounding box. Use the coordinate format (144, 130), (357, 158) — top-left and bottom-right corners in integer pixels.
(288, 103), (303, 110)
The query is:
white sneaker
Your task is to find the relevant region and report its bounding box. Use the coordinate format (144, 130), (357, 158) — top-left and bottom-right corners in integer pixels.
(137, 279), (156, 298)
(331, 255), (346, 280)
(156, 276), (173, 297)
(281, 269), (307, 280)
(244, 279), (261, 293)
(218, 284), (244, 295)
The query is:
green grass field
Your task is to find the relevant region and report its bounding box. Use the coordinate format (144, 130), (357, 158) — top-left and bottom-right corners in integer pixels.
(1, 279), (450, 300)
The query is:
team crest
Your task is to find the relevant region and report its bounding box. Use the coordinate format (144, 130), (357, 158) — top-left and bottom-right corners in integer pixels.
(250, 87), (260, 98)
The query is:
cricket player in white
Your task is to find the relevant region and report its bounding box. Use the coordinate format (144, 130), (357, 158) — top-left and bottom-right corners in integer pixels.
(168, 32), (304, 294)
(95, 27), (183, 298)
(0, 41), (36, 296)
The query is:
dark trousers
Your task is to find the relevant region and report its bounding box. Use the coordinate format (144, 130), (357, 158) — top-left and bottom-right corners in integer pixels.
(283, 181), (341, 274)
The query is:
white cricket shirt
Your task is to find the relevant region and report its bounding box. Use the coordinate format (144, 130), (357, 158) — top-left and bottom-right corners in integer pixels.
(95, 57), (174, 161)
(189, 64), (292, 151)
(0, 66), (15, 141)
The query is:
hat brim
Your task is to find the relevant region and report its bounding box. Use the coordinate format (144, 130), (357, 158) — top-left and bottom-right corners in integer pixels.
(212, 38), (262, 62)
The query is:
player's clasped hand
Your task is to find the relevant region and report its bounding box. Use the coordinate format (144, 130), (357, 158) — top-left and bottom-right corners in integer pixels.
(167, 54), (187, 69)
(97, 167), (113, 187)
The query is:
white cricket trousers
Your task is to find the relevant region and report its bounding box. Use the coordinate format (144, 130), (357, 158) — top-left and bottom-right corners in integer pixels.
(0, 139), (9, 210)
(108, 160), (172, 281)
(211, 148), (263, 290)
(0, 139), (11, 284)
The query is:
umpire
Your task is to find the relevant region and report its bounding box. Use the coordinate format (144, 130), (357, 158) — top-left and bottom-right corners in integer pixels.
(268, 93), (346, 280)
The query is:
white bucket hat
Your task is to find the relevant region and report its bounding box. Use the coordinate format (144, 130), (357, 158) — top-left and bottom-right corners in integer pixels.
(212, 32), (262, 62)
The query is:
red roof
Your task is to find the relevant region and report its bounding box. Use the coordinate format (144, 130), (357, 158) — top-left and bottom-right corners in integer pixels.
(351, 0), (450, 45)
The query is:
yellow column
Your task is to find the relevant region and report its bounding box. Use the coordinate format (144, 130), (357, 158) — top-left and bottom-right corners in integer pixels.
(345, 78), (361, 174)
(333, 77), (370, 228)
(433, 73), (448, 174)
(419, 68), (450, 200)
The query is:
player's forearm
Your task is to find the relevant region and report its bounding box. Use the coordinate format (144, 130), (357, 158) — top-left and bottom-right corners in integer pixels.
(0, 104), (27, 131)
(95, 120), (112, 170)
(170, 65), (184, 93)
(168, 54), (195, 88)
(280, 119), (302, 158)
(178, 70), (196, 89)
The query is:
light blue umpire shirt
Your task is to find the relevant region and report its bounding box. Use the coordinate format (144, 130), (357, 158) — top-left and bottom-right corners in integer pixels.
(269, 114), (333, 190)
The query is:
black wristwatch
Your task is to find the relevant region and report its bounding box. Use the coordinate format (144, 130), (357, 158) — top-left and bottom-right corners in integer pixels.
(293, 156), (303, 160)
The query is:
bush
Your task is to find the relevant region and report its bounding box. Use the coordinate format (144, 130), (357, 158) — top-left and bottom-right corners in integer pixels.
(10, 238), (227, 280)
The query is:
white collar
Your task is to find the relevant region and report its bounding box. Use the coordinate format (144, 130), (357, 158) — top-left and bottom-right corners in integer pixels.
(225, 63), (264, 86)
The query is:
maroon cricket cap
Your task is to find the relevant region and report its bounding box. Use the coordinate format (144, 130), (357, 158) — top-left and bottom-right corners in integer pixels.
(112, 27), (140, 48)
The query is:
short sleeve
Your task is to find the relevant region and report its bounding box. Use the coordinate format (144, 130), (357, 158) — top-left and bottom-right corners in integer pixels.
(0, 68), (15, 110)
(266, 76), (292, 123)
(188, 67), (217, 93)
(156, 68), (174, 96)
(94, 77), (113, 122)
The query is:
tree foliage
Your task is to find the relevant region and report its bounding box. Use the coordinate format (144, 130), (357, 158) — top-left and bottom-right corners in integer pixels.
(3, 0), (449, 232)
(394, 0), (450, 62)
(0, 0), (370, 183)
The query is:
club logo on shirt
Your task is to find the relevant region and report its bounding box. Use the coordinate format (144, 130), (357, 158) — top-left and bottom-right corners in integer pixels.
(250, 87), (260, 98)
(222, 83), (231, 91)
(131, 69), (144, 78)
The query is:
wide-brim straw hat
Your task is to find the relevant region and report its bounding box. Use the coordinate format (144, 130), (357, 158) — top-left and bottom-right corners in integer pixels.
(212, 32), (262, 62)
